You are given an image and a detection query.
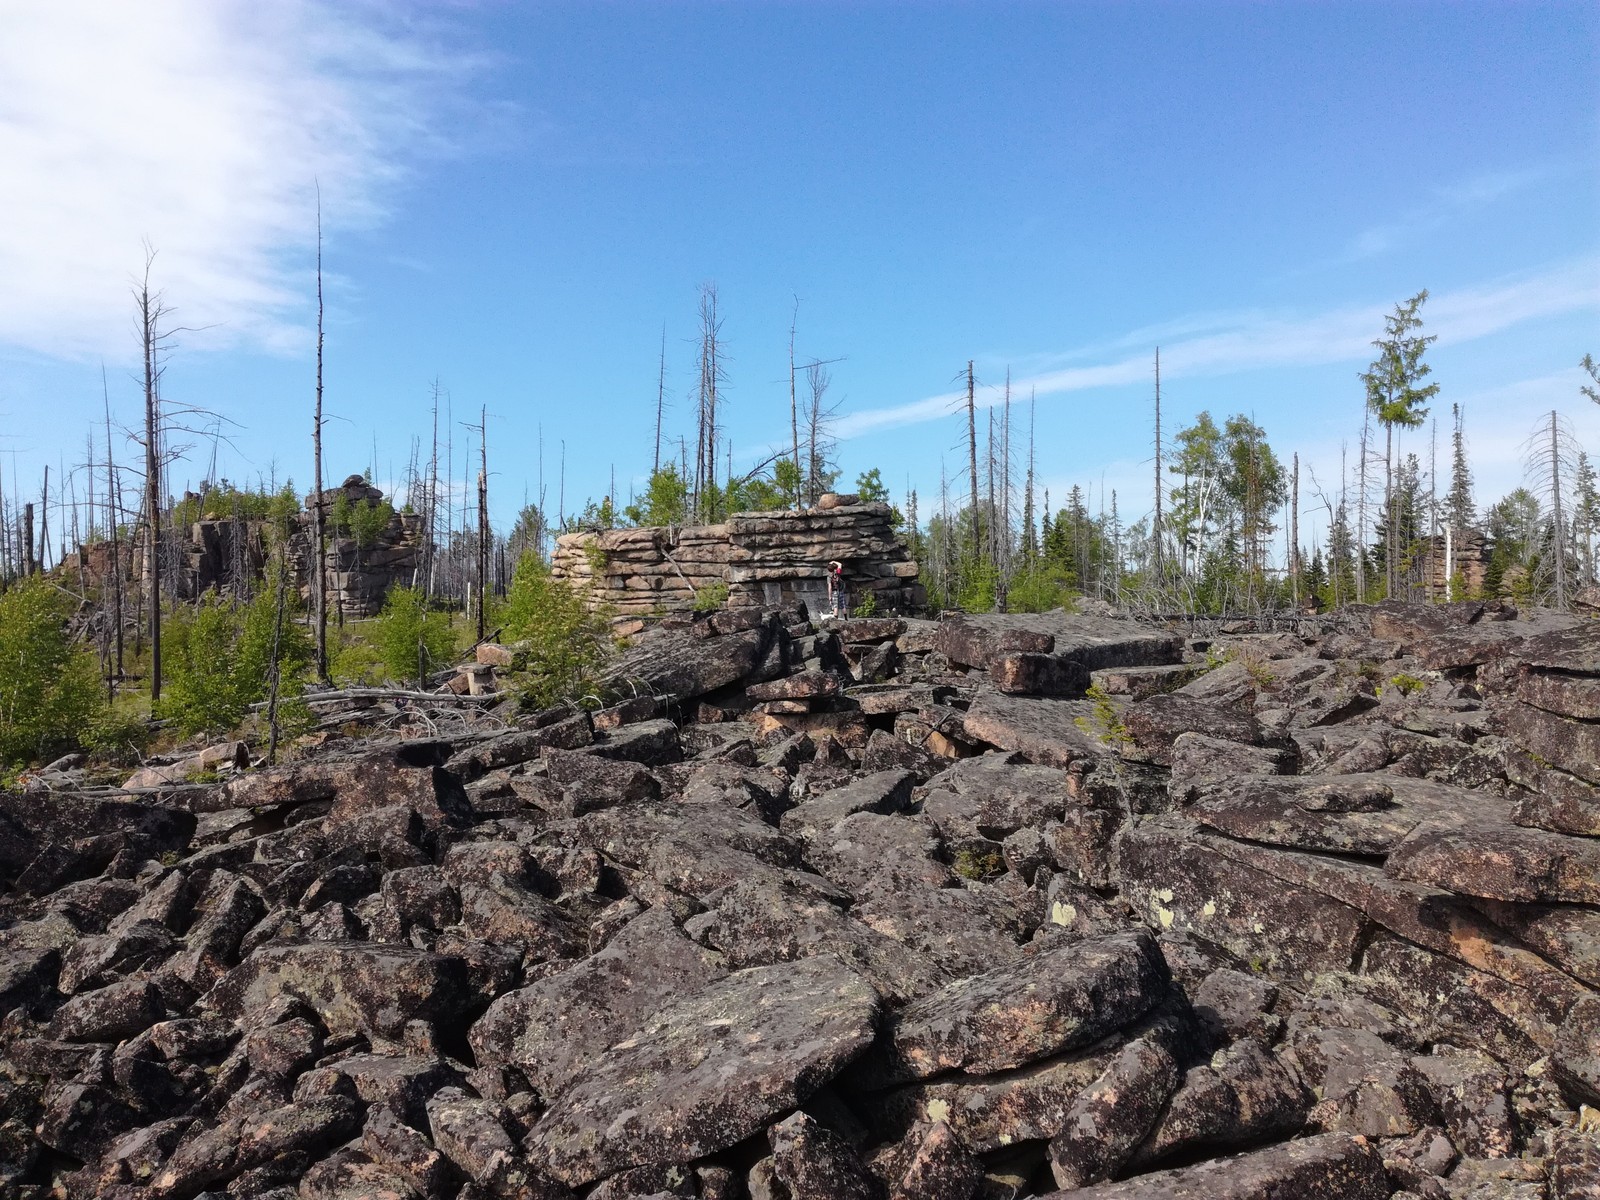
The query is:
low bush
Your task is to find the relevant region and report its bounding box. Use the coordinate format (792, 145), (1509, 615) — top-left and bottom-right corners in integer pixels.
(0, 577), (106, 767)
(500, 552), (613, 708)
(374, 587), (457, 688)
(162, 571), (314, 736)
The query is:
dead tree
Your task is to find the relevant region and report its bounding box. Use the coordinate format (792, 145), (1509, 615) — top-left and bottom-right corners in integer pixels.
(312, 188), (330, 681)
(1291, 453), (1300, 608)
(654, 325), (667, 477)
(965, 360), (979, 566)
(103, 372), (124, 683)
(789, 297), (800, 500)
(1153, 348), (1164, 577)
(476, 406), (489, 643)
(135, 251), (166, 699)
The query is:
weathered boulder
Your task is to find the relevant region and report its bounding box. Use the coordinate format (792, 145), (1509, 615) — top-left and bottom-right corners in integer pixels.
(1040, 1132), (1389, 1199)
(206, 942), (472, 1041)
(960, 693), (1109, 767)
(851, 930), (1167, 1088)
(1047, 1035), (1180, 1188)
(525, 957), (880, 1186)
(1386, 818), (1600, 905)
(469, 906), (727, 1099)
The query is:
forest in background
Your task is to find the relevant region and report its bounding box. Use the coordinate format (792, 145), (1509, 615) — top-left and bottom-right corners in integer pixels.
(2, 268), (1598, 774)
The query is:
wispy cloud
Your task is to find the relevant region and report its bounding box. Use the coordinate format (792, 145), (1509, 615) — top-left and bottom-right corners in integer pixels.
(1343, 166), (1550, 261)
(836, 259), (1600, 439)
(0, 0), (473, 362)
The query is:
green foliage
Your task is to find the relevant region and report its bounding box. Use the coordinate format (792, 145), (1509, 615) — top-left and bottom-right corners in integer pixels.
(955, 557), (998, 613)
(331, 494), (394, 551)
(1074, 683), (1132, 749)
(330, 629), (386, 687)
(1362, 291), (1439, 434)
(692, 580), (730, 614)
(374, 587), (457, 688)
(856, 468), (890, 504)
(624, 465), (689, 527)
(1007, 564), (1075, 613)
(952, 848), (1005, 880)
(501, 552), (614, 708)
(774, 459), (803, 507)
(162, 571), (314, 736)
(172, 481), (299, 529)
(853, 590), (878, 617)
(0, 578), (107, 767)
(583, 542), (609, 577)
(1388, 672), (1426, 696)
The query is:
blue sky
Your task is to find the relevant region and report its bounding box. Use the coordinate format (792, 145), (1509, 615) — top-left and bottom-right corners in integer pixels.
(1, 0), (1596, 558)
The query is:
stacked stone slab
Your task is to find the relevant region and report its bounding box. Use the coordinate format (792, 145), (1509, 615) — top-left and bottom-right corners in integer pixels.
(289, 475), (425, 619)
(553, 497), (922, 620)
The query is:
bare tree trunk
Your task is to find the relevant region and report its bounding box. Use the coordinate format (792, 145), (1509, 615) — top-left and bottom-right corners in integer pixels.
(313, 189), (329, 680)
(265, 557), (288, 765)
(1153, 348), (1164, 578)
(1291, 452), (1300, 609)
(1550, 410), (1568, 609)
(654, 324), (666, 478)
(137, 256), (163, 701)
(789, 297), (800, 503)
(477, 405), (488, 643)
(1356, 415), (1370, 604)
(966, 360), (979, 567)
(104, 380), (123, 682)
(1384, 423), (1395, 598)
(22, 504), (35, 576)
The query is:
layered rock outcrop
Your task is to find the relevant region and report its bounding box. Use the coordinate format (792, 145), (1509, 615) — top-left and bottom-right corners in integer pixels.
(1, 597), (1597, 1198)
(552, 497), (922, 623)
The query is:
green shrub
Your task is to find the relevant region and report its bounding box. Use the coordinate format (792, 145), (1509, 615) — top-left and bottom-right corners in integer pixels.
(1388, 672), (1426, 696)
(1007, 565), (1075, 613)
(1074, 683), (1132, 749)
(501, 552), (613, 708)
(162, 574), (314, 736)
(0, 577), (106, 767)
(374, 587), (457, 688)
(331, 633), (386, 687)
(853, 590), (879, 618)
(692, 580), (729, 614)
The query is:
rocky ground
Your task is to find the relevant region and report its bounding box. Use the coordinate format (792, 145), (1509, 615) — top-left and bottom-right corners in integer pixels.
(1, 598), (1598, 1199)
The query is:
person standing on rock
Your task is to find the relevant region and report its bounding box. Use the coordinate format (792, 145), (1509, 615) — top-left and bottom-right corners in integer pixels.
(826, 560), (846, 619)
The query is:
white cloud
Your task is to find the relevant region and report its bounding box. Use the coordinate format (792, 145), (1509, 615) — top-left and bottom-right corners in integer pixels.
(0, 0), (466, 361)
(836, 259), (1600, 440)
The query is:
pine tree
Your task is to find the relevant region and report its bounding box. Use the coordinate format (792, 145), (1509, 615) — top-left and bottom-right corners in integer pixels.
(1445, 403), (1475, 533)
(1361, 291), (1439, 597)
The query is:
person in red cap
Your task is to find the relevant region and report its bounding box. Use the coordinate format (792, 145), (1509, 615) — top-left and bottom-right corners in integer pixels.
(826, 560), (846, 619)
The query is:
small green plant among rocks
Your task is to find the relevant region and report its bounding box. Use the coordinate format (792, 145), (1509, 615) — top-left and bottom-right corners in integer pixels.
(952, 847), (1005, 880)
(692, 580), (730, 614)
(1388, 672), (1426, 697)
(1075, 682), (1133, 749)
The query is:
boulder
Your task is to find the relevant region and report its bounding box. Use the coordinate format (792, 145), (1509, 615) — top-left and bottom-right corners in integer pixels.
(525, 957), (880, 1187)
(852, 930), (1167, 1088)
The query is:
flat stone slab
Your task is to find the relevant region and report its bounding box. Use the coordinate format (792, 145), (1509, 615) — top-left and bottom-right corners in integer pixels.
(1386, 818), (1600, 905)
(469, 906), (727, 1099)
(961, 693), (1108, 768)
(525, 956), (879, 1186)
(851, 929), (1167, 1088)
(1039, 1131), (1389, 1199)
(1188, 773), (1502, 858)
(206, 942), (471, 1041)
(935, 612), (1181, 673)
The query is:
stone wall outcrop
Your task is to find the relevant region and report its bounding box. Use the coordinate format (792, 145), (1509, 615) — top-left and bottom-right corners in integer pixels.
(552, 496), (923, 620)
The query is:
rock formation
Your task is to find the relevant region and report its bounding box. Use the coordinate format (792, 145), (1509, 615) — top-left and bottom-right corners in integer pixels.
(552, 497), (922, 626)
(1, 597), (1598, 1198)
